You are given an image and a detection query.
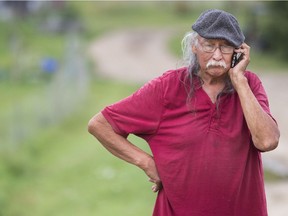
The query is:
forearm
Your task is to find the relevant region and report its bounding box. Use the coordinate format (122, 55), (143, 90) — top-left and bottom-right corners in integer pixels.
(236, 78), (280, 151)
(88, 113), (152, 169)
(88, 113), (162, 192)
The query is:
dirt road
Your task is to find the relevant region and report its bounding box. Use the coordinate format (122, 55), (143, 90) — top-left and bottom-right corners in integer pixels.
(88, 28), (288, 216)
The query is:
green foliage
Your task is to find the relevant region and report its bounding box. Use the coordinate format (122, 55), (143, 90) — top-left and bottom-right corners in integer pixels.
(260, 2), (288, 59)
(0, 11), (66, 83)
(70, 1), (204, 40)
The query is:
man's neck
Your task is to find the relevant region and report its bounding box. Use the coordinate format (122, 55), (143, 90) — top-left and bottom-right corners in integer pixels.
(198, 71), (227, 86)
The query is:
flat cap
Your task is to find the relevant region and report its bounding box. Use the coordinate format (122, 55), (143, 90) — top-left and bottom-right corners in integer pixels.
(192, 9), (245, 47)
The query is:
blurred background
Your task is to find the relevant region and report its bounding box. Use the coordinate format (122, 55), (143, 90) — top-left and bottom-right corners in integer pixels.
(0, 1), (287, 216)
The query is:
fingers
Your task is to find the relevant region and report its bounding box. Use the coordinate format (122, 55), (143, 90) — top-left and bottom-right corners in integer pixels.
(151, 183), (162, 193)
(235, 43), (250, 57)
(229, 43), (251, 90)
(236, 43), (250, 50)
(231, 43), (250, 71)
(149, 178), (163, 192)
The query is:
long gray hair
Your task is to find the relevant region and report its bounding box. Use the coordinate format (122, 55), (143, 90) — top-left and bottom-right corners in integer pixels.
(181, 31), (199, 72)
(180, 31), (234, 110)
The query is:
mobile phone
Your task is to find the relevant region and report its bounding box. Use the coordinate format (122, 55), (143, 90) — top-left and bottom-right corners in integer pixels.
(231, 52), (243, 68)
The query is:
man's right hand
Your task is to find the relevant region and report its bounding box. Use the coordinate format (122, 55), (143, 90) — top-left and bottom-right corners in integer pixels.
(143, 157), (162, 193)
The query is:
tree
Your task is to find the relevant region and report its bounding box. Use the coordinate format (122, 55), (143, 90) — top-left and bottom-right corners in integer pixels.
(261, 2), (288, 59)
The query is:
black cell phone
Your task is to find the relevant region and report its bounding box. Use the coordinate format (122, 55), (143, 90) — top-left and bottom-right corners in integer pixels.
(231, 52), (243, 68)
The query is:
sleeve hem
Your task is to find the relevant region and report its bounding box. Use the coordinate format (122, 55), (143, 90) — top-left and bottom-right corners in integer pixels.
(101, 109), (129, 138)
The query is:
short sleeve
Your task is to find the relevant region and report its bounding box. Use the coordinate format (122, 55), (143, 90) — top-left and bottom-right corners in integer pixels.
(102, 77), (163, 138)
(245, 71), (273, 116)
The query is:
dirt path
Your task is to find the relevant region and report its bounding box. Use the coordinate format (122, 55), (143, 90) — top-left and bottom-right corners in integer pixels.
(89, 28), (178, 84)
(88, 28), (288, 216)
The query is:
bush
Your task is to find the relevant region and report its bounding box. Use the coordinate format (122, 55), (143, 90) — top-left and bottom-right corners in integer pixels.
(261, 2), (288, 59)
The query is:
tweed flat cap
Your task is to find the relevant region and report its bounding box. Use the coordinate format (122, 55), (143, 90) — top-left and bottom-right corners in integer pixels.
(192, 9), (245, 47)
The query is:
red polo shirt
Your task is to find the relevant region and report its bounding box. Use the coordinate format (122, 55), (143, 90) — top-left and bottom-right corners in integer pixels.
(102, 67), (272, 216)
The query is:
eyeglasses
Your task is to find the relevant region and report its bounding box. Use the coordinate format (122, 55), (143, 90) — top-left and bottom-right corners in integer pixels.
(198, 41), (235, 54)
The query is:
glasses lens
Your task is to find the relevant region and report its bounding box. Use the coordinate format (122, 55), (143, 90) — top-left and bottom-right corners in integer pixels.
(199, 40), (234, 54)
(203, 44), (215, 52)
(220, 46), (234, 54)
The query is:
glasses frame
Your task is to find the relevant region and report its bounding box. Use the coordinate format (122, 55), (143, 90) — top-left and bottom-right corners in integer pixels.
(197, 39), (235, 54)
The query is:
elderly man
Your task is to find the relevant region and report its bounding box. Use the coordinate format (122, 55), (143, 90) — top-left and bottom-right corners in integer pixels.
(88, 9), (279, 216)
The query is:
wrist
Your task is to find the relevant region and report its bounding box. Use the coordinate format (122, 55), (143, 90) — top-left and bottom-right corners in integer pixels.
(231, 73), (248, 92)
(235, 79), (251, 97)
(135, 154), (154, 171)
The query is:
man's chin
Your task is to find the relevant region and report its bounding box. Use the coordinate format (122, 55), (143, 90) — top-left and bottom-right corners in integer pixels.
(207, 65), (227, 69)
(206, 67), (228, 76)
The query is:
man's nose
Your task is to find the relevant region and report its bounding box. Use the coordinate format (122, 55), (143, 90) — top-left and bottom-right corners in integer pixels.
(212, 47), (223, 61)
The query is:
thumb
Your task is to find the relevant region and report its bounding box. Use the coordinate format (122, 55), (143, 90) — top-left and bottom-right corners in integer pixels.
(149, 178), (162, 192)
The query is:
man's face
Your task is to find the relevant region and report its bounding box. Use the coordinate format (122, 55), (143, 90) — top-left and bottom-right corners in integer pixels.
(192, 36), (234, 78)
